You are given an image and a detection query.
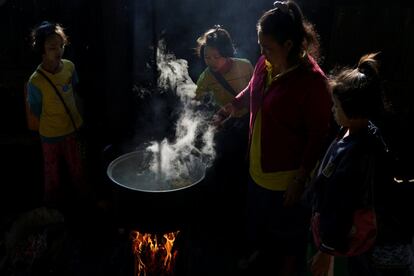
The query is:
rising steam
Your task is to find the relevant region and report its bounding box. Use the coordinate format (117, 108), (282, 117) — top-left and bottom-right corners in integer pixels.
(146, 41), (216, 182)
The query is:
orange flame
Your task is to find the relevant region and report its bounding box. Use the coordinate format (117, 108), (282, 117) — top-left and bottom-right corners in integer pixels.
(131, 230), (180, 276)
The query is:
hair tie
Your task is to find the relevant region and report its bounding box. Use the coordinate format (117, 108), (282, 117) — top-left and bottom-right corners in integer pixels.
(39, 21), (53, 28)
(273, 1), (295, 21)
(273, 1), (288, 12)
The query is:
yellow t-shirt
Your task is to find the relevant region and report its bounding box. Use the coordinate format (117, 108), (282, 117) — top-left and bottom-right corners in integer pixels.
(195, 58), (252, 117)
(27, 59), (83, 138)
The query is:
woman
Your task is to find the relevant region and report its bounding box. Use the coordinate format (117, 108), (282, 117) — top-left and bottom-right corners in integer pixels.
(216, 1), (331, 275)
(194, 26), (254, 235)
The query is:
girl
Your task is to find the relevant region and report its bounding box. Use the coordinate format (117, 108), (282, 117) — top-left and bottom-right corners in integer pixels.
(194, 26), (254, 242)
(195, 25), (253, 117)
(27, 21), (86, 207)
(309, 53), (389, 275)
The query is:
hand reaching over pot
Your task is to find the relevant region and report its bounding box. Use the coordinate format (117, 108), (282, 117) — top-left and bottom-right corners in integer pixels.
(211, 103), (237, 127)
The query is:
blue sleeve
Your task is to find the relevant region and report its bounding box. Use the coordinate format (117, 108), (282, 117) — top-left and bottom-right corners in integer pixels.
(27, 83), (42, 118)
(72, 68), (79, 87)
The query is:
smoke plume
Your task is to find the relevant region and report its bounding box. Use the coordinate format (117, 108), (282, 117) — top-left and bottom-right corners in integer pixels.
(146, 40), (216, 181)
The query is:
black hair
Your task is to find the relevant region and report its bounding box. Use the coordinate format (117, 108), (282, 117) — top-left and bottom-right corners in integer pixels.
(30, 21), (68, 55)
(196, 25), (235, 59)
(257, 0), (320, 61)
(330, 53), (383, 120)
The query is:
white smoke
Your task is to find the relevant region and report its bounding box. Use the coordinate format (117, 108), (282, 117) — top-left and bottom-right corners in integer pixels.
(146, 40), (216, 180)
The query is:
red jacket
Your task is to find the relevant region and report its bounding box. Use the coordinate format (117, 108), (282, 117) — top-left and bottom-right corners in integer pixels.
(232, 55), (332, 173)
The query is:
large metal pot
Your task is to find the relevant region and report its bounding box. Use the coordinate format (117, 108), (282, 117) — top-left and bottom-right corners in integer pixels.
(107, 148), (207, 232)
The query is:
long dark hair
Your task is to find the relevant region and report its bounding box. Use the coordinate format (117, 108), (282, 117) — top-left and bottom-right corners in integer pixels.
(257, 1), (320, 61)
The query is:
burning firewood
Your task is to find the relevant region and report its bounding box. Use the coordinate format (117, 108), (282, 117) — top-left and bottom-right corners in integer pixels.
(131, 230), (179, 276)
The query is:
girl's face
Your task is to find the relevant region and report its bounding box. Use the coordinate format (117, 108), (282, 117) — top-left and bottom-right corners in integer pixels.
(43, 34), (64, 65)
(203, 46), (227, 72)
(258, 31), (290, 68)
(332, 96), (350, 127)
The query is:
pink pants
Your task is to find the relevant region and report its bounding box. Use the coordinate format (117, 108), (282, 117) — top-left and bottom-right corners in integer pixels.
(42, 134), (85, 204)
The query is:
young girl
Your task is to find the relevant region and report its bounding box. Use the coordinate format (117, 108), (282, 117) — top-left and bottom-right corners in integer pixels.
(309, 53), (388, 275)
(195, 25), (253, 118)
(27, 21), (86, 207)
(194, 26), (254, 240)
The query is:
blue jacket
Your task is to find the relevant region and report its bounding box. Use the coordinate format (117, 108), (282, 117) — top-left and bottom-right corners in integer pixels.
(310, 122), (388, 253)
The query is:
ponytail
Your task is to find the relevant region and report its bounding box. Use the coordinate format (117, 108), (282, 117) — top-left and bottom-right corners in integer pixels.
(302, 21), (320, 61)
(331, 53), (383, 120)
(286, 1), (320, 60)
(357, 52), (380, 79)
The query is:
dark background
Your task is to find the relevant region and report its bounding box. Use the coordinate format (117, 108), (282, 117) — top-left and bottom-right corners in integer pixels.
(0, 0), (413, 275)
(0, 0), (413, 221)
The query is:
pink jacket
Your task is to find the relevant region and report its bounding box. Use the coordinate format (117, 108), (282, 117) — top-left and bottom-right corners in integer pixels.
(232, 55), (332, 173)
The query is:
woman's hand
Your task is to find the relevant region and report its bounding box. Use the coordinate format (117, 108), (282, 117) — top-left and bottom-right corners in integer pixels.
(283, 176), (306, 207)
(310, 250), (332, 276)
(211, 103), (236, 127)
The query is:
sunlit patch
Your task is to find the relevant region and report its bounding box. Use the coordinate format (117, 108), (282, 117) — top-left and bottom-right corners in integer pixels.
(394, 177), (414, 183)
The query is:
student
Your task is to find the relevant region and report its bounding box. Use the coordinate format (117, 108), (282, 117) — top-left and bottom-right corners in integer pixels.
(215, 1), (332, 275)
(195, 25), (253, 119)
(27, 21), (86, 207)
(195, 26), (253, 156)
(194, 26), (254, 230)
(309, 53), (390, 275)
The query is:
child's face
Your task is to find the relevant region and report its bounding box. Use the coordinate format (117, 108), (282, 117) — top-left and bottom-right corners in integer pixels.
(332, 96), (350, 127)
(203, 46), (227, 72)
(43, 34), (64, 65)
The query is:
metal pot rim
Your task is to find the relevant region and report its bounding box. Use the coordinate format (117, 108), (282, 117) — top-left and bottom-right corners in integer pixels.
(107, 150), (205, 193)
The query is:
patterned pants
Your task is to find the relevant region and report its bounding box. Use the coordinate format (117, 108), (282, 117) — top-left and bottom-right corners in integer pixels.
(42, 134), (85, 205)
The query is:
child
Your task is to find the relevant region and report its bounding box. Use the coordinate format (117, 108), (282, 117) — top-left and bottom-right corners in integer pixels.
(27, 21), (86, 207)
(195, 25), (253, 118)
(194, 26), (254, 246)
(309, 53), (389, 275)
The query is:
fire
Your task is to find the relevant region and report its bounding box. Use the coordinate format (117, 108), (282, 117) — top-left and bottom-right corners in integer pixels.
(131, 230), (180, 276)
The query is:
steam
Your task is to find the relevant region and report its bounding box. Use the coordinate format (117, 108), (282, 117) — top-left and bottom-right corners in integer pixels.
(146, 40), (216, 181)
